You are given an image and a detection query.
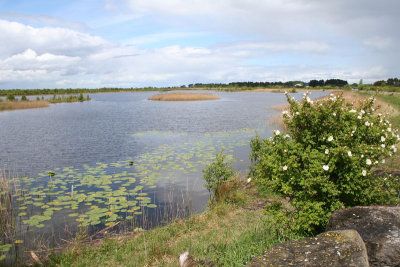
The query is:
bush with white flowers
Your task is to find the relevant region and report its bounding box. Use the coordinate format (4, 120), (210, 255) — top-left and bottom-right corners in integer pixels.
(250, 93), (399, 234)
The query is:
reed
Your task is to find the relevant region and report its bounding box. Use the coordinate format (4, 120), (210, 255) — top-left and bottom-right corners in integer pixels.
(0, 100), (49, 111)
(149, 93), (219, 101)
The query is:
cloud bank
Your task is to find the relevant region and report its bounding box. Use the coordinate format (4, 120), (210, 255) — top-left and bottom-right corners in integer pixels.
(0, 0), (399, 88)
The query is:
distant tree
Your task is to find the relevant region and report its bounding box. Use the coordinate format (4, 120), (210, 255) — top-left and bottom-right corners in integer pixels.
(387, 78), (400, 87)
(21, 95), (28, 101)
(78, 93), (84, 102)
(325, 79), (348, 87)
(359, 79), (363, 86)
(309, 80), (325, 87)
(373, 80), (386, 86)
(6, 95), (15, 101)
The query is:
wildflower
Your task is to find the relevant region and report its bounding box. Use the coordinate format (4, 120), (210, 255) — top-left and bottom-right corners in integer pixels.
(332, 112), (336, 117)
(391, 145), (397, 153)
(284, 134), (290, 139)
(347, 151), (352, 157)
(323, 165), (329, 171)
(349, 109), (356, 113)
(306, 97), (313, 104)
(381, 136), (386, 142)
(282, 165), (288, 171)
(387, 127), (392, 132)
(295, 111), (300, 115)
(381, 144), (386, 148)
(361, 154), (364, 158)
(360, 110), (365, 115)
(247, 178), (252, 183)
(282, 110), (289, 116)
(325, 149), (329, 155)
(274, 130), (280, 135)
(365, 121), (370, 127)
(284, 91), (288, 95)
(362, 170), (367, 176)
(357, 115), (362, 120)
(382, 159), (386, 164)
(327, 136), (334, 142)
(366, 159), (372, 165)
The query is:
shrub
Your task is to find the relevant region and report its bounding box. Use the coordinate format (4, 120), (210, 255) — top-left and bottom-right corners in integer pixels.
(21, 95), (28, 101)
(6, 95), (15, 101)
(203, 152), (235, 202)
(250, 93), (399, 234)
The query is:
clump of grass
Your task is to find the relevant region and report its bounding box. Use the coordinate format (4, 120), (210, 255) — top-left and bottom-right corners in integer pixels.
(0, 170), (17, 262)
(149, 93), (219, 101)
(0, 100), (49, 111)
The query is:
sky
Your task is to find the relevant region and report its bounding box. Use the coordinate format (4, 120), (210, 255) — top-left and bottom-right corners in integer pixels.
(0, 0), (399, 89)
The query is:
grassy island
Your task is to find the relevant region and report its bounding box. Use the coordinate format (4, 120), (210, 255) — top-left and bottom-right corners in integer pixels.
(0, 94), (90, 112)
(149, 92), (219, 101)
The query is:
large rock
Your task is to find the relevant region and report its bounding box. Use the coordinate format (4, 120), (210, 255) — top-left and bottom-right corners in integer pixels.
(248, 230), (369, 267)
(327, 206), (400, 267)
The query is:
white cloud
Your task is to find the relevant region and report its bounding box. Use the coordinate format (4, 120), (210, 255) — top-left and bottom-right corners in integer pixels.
(0, 19), (108, 58)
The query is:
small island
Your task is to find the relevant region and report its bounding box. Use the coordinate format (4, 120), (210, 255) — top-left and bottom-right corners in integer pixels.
(149, 92), (219, 101)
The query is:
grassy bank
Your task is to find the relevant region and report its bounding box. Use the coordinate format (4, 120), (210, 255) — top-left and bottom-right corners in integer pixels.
(48, 183), (297, 267)
(149, 93), (219, 101)
(0, 94), (90, 112)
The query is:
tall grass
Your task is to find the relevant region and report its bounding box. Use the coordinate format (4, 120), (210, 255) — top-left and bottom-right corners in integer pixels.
(0, 100), (49, 111)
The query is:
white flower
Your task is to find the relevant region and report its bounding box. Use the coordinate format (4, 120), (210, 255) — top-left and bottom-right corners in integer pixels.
(295, 111), (300, 115)
(381, 159), (386, 164)
(332, 112), (336, 117)
(349, 109), (356, 113)
(347, 151), (352, 157)
(325, 149), (329, 155)
(365, 121), (370, 127)
(306, 97), (313, 104)
(247, 178), (252, 183)
(282, 110), (289, 116)
(284, 134), (290, 139)
(323, 165), (329, 171)
(361, 154), (364, 158)
(357, 115), (362, 120)
(366, 159), (372, 165)
(381, 136), (386, 142)
(327, 136), (334, 142)
(381, 144), (386, 148)
(282, 165), (288, 171)
(362, 170), (367, 176)
(274, 130), (281, 135)
(387, 128), (392, 132)
(360, 109), (365, 115)
(284, 91), (288, 95)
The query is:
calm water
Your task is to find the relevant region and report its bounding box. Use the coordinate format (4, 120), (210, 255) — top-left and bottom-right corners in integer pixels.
(0, 91), (326, 262)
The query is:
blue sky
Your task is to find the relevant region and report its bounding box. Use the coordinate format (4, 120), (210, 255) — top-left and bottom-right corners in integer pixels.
(0, 0), (399, 88)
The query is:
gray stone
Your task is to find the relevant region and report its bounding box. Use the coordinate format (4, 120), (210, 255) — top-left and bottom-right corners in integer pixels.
(327, 206), (400, 267)
(248, 230), (369, 267)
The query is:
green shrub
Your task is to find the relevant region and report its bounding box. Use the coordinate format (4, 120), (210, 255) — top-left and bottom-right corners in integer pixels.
(250, 93), (399, 234)
(21, 95), (28, 101)
(6, 95), (15, 101)
(203, 152), (235, 202)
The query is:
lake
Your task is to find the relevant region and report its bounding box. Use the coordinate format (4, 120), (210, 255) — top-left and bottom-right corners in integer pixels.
(0, 90), (326, 262)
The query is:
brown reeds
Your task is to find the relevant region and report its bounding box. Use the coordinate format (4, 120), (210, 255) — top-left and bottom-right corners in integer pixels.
(0, 170), (16, 241)
(149, 93), (219, 101)
(0, 101), (49, 111)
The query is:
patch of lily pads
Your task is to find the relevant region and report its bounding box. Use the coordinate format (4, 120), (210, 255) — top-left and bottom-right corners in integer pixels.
(11, 127), (257, 244)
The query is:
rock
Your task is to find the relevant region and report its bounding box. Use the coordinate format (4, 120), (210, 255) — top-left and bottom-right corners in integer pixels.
(327, 206), (400, 267)
(248, 230), (369, 267)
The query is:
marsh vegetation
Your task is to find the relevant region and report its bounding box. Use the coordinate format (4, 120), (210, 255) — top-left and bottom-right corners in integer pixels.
(149, 92), (219, 101)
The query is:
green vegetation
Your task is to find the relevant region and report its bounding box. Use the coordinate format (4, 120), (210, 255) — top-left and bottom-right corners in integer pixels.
(47, 94), (91, 103)
(250, 93), (399, 234)
(203, 152), (235, 202)
(49, 181), (299, 267)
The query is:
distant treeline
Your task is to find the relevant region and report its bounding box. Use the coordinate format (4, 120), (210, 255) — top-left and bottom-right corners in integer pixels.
(189, 79), (349, 88)
(1, 78), (400, 96)
(373, 78), (400, 87)
(0, 87), (163, 96)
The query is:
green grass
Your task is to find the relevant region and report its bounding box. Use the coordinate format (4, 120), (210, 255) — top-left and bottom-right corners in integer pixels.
(48, 185), (296, 267)
(374, 93), (400, 127)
